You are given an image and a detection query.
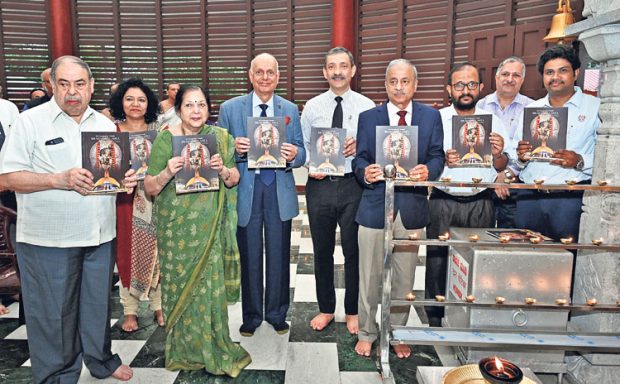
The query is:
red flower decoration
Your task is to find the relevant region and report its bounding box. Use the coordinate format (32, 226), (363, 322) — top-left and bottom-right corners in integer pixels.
(285, 116), (291, 125)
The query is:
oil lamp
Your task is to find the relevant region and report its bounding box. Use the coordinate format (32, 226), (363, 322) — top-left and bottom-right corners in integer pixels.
(479, 356), (523, 383)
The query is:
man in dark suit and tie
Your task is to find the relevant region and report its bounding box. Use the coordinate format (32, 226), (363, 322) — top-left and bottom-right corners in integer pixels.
(218, 53), (306, 336)
(352, 59), (444, 358)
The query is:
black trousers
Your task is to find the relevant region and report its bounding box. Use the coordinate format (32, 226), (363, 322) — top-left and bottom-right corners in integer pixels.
(305, 174), (362, 315)
(425, 189), (494, 323)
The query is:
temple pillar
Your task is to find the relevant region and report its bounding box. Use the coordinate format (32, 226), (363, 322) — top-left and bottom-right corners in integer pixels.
(565, 2), (620, 383)
(49, 0), (75, 59)
(331, 0), (355, 52)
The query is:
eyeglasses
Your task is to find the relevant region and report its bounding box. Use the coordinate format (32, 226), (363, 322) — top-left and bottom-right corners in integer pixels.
(451, 81), (479, 91)
(252, 69), (277, 79)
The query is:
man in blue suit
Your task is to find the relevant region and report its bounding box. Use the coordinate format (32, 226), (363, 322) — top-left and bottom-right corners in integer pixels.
(218, 53), (306, 336)
(352, 59), (444, 358)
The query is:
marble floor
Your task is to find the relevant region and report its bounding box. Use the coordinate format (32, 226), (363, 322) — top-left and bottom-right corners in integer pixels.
(0, 195), (561, 383)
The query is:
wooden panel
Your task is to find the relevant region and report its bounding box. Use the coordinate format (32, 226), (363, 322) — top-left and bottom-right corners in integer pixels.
(468, 26), (515, 98)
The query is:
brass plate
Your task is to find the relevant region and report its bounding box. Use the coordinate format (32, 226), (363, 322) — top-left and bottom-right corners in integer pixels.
(442, 364), (537, 384)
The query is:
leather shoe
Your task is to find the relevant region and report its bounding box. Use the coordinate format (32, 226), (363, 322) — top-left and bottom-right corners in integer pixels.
(272, 322), (289, 335)
(239, 324), (255, 337)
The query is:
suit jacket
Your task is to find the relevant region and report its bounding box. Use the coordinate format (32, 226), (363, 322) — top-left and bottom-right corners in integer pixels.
(218, 92), (306, 227)
(352, 101), (444, 229)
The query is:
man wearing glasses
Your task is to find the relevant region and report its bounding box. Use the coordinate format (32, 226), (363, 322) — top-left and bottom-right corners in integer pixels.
(424, 63), (508, 327)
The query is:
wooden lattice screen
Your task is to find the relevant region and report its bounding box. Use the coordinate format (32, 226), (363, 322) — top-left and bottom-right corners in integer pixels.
(0, 0), (583, 112)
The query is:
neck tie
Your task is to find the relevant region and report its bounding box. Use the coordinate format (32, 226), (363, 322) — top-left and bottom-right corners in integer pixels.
(258, 103), (275, 185)
(397, 110), (408, 126)
(331, 96), (343, 128)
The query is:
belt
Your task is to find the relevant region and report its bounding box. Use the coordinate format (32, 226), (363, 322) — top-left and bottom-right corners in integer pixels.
(321, 172), (355, 181)
(431, 187), (491, 203)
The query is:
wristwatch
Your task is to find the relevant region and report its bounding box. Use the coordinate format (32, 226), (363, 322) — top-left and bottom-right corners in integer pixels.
(575, 154), (584, 171)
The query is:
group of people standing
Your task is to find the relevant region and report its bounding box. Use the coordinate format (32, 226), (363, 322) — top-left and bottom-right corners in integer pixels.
(0, 41), (598, 383)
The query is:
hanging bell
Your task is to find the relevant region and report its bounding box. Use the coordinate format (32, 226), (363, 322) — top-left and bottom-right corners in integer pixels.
(543, 0), (576, 43)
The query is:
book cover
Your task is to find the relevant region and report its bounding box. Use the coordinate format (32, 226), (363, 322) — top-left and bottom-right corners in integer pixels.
(247, 116), (286, 169)
(451, 114), (493, 167)
(375, 125), (418, 180)
(486, 229), (552, 242)
(128, 130), (157, 180)
(522, 107), (568, 161)
(308, 127), (346, 176)
(172, 134), (219, 194)
(82, 132), (129, 194)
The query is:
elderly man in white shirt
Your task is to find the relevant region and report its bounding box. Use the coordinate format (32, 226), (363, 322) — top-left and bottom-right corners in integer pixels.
(0, 56), (136, 384)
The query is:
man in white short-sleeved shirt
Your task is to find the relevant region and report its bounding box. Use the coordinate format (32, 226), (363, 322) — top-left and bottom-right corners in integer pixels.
(0, 56), (136, 384)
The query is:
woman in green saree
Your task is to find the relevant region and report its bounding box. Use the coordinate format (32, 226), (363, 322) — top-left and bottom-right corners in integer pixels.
(144, 85), (251, 377)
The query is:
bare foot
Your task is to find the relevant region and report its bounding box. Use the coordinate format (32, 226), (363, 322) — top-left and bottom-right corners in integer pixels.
(0, 305), (9, 316)
(345, 314), (358, 335)
(310, 313), (334, 331)
(121, 314), (138, 332)
(393, 344), (411, 359)
(355, 340), (373, 357)
(154, 309), (165, 327)
(111, 364), (133, 381)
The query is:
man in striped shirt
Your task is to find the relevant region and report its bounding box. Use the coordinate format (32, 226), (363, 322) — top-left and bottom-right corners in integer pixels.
(301, 47), (375, 334)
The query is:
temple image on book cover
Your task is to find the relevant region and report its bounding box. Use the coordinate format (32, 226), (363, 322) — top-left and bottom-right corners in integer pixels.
(254, 120), (280, 166)
(129, 131), (156, 180)
(523, 107), (568, 161)
(90, 138), (123, 192)
(459, 119), (486, 164)
(382, 131), (411, 179)
(182, 140), (210, 190)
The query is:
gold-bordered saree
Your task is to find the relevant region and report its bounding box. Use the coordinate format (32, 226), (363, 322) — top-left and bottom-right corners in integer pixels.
(147, 125), (251, 377)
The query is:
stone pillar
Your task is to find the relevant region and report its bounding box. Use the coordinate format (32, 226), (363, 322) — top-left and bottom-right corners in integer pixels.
(565, 3), (620, 383)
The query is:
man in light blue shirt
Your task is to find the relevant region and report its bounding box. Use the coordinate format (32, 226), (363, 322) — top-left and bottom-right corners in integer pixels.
(477, 56), (533, 228)
(514, 45), (600, 241)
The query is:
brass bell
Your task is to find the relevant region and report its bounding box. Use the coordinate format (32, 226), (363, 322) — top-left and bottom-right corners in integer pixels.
(543, 0), (576, 44)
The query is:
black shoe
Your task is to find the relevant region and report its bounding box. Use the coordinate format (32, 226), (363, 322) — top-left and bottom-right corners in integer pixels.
(272, 322), (289, 335)
(239, 324), (256, 337)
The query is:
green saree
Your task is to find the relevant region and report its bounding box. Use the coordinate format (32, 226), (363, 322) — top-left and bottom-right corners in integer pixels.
(147, 125), (251, 377)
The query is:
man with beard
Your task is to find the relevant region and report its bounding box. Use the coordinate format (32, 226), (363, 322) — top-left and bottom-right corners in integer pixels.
(478, 56), (533, 228)
(513, 45), (599, 243)
(301, 47), (375, 334)
(425, 63), (507, 327)
(0, 56), (136, 383)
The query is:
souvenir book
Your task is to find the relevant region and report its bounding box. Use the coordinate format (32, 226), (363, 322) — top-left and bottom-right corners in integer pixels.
(128, 130), (157, 180)
(522, 107), (568, 161)
(247, 116), (286, 169)
(308, 127), (346, 176)
(375, 125), (418, 180)
(172, 134), (219, 194)
(81, 132), (129, 194)
(451, 114), (493, 167)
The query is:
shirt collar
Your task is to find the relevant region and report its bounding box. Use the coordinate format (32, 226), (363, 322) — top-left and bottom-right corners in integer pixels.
(48, 97), (95, 125)
(488, 92), (528, 107)
(387, 100), (413, 116)
(327, 88), (351, 102)
(541, 86), (584, 108)
(252, 92), (274, 110)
